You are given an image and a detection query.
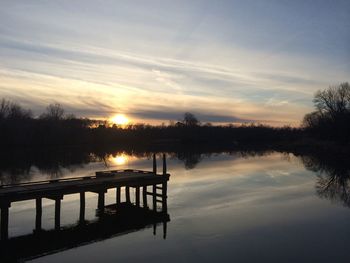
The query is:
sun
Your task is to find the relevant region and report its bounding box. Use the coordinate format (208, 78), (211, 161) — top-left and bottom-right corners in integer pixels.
(111, 114), (129, 126)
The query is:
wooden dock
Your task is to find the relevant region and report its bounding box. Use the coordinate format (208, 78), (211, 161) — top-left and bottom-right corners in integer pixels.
(0, 154), (170, 241)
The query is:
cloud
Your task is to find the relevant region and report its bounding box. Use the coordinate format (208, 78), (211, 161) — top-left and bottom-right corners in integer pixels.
(265, 98), (289, 107)
(0, 1), (349, 126)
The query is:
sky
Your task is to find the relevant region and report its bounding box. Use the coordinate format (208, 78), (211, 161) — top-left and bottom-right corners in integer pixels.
(0, 0), (349, 126)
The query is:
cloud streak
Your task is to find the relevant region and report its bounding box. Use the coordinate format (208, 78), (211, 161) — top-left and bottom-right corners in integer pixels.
(0, 1), (349, 126)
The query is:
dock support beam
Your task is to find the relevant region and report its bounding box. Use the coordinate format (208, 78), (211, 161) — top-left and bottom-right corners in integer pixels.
(153, 223), (156, 236)
(125, 186), (130, 203)
(143, 186), (147, 208)
(116, 186), (121, 205)
(153, 153), (157, 174)
(35, 198), (42, 231)
(135, 187), (140, 207)
(163, 221), (167, 239)
(79, 192), (85, 224)
(54, 197), (62, 230)
(98, 191), (105, 213)
(153, 184), (157, 211)
(163, 154), (167, 175)
(162, 182), (168, 213)
(1, 203), (10, 240)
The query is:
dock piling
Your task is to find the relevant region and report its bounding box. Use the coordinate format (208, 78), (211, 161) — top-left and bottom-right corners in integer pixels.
(54, 197), (61, 230)
(163, 154), (167, 175)
(0, 203), (10, 240)
(125, 186), (130, 203)
(153, 184), (157, 211)
(143, 186), (147, 208)
(116, 187), (121, 205)
(35, 198), (42, 231)
(135, 187), (140, 206)
(162, 182), (168, 213)
(79, 192), (85, 224)
(163, 221), (167, 239)
(153, 153), (157, 174)
(97, 190), (105, 213)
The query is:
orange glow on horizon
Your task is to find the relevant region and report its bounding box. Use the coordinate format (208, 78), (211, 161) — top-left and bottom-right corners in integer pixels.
(110, 114), (129, 126)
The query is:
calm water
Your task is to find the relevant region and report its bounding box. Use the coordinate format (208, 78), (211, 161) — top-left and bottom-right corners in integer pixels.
(1, 150), (350, 262)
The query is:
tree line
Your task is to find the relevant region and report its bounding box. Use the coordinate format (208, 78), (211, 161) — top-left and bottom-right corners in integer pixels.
(0, 82), (349, 148)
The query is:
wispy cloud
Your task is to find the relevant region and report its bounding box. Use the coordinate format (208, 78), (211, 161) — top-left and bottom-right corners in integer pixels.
(0, 1), (349, 125)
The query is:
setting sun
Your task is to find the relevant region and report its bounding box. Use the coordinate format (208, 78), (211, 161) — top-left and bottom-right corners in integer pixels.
(111, 114), (129, 126)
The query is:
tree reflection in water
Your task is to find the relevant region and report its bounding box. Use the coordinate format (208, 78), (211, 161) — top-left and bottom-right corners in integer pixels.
(2, 148), (350, 209)
(301, 154), (350, 207)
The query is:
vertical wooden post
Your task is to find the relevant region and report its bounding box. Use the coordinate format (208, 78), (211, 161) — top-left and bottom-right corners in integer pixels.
(98, 191), (105, 213)
(35, 198), (42, 231)
(162, 181), (168, 213)
(79, 192), (85, 224)
(116, 186), (121, 206)
(143, 186), (147, 208)
(163, 154), (167, 175)
(0, 203), (10, 240)
(152, 184), (157, 211)
(135, 187), (140, 207)
(163, 221), (167, 239)
(125, 186), (130, 203)
(153, 153), (157, 174)
(55, 198), (61, 231)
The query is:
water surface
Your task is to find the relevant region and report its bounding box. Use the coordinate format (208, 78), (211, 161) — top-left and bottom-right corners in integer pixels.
(1, 150), (349, 262)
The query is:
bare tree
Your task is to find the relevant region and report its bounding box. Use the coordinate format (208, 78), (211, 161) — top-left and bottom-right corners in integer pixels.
(40, 103), (65, 120)
(0, 99), (11, 119)
(0, 99), (32, 120)
(313, 82), (350, 118)
(183, 112), (200, 126)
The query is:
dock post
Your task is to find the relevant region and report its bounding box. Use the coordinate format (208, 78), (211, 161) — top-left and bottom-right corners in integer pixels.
(163, 154), (167, 175)
(79, 192), (85, 224)
(98, 190), (105, 213)
(116, 186), (121, 206)
(153, 184), (157, 211)
(125, 186), (130, 203)
(0, 202), (10, 240)
(162, 181), (168, 213)
(153, 153), (157, 174)
(54, 197), (62, 231)
(35, 198), (42, 231)
(135, 186), (140, 207)
(163, 221), (167, 239)
(143, 186), (147, 208)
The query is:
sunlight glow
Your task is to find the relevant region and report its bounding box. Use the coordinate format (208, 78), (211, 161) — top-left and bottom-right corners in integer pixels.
(110, 154), (128, 165)
(111, 114), (129, 126)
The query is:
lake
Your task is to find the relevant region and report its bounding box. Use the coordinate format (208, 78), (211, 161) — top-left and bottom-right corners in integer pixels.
(1, 150), (349, 262)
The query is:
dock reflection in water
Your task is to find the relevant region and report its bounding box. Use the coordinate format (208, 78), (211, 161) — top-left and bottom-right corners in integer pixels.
(0, 154), (170, 262)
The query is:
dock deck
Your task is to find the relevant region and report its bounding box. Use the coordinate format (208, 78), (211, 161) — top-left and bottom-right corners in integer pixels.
(0, 169), (169, 202)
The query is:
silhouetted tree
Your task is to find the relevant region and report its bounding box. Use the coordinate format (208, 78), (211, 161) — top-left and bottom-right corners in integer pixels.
(313, 82), (350, 118)
(0, 99), (32, 120)
(40, 103), (65, 120)
(183, 112), (200, 126)
(303, 82), (350, 141)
